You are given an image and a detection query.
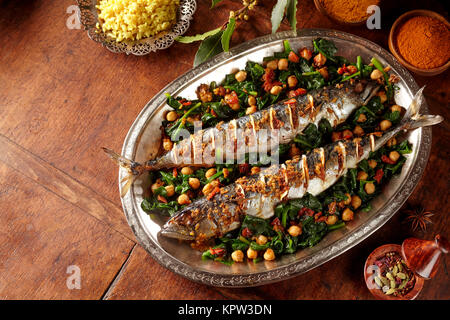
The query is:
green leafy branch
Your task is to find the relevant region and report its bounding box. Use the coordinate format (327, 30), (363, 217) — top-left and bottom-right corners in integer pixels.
(175, 0), (298, 67)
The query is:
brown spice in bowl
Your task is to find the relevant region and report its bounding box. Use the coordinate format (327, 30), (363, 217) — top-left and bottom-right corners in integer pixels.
(319, 0), (380, 23)
(395, 16), (450, 69)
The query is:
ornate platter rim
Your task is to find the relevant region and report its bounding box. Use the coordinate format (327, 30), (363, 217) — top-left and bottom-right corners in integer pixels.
(119, 29), (431, 287)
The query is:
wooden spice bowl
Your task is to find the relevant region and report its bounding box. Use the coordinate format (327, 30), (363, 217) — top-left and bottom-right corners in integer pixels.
(389, 10), (450, 76)
(313, 0), (369, 26)
(364, 244), (424, 300)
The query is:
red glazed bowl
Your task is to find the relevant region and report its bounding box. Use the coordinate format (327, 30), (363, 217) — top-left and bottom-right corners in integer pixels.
(364, 244), (424, 300)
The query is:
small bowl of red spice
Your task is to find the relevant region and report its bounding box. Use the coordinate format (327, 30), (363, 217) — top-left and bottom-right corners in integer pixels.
(314, 0), (381, 25)
(389, 10), (450, 76)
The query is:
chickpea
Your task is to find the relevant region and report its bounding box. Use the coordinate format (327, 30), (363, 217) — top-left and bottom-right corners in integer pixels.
(365, 182), (376, 194)
(248, 95), (256, 106)
(288, 225), (302, 237)
(326, 215), (338, 225)
(390, 105), (403, 113)
(231, 250), (244, 262)
(351, 195), (362, 209)
(357, 113), (367, 123)
(165, 185), (175, 197)
(270, 85), (282, 95)
(313, 53), (327, 67)
(357, 171), (368, 181)
(251, 166), (261, 175)
(342, 208), (354, 221)
(387, 137), (397, 147)
(353, 125), (364, 136)
(278, 58), (289, 70)
(246, 105), (257, 115)
(299, 47), (312, 60)
(181, 166), (194, 175)
(287, 75), (298, 88)
(318, 67), (329, 80)
(343, 193), (352, 205)
(256, 235), (268, 245)
(247, 247), (258, 260)
(163, 138), (173, 151)
(188, 177), (200, 190)
(151, 179), (164, 194)
(380, 119), (392, 131)
(202, 180), (219, 196)
(235, 70), (247, 82)
(166, 111), (178, 122)
(370, 69), (383, 80)
(177, 193), (191, 205)
(263, 248), (276, 261)
(289, 144), (301, 158)
(205, 168), (217, 179)
(389, 151), (400, 163)
(368, 159), (378, 169)
(229, 102), (240, 111)
(266, 59), (278, 70)
(377, 91), (387, 103)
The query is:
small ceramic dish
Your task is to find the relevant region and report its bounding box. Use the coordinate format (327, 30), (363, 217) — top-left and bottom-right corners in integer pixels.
(313, 0), (380, 26)
(388, 10), (450, 76)
(76, 0), (197, 55)
(364, 244), (424, 300)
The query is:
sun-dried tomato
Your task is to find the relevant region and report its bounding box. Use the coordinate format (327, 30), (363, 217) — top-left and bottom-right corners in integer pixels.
(374, 168), (384, 184)
(172, 168), (178, 178)
(314, 212), (323, 221)
(207, 186), (220, 201)
(298, 207), (315, 216)
(238, 163), (250, 175)
(241, 227), (252, 238)
(209, 248), (225, 256)
(157, 195), (167, 203)
(288, 51), (300, 63)
(381, 155), (396, 165)
(284, 98), (297, 105)
(225, 91), (239, 104)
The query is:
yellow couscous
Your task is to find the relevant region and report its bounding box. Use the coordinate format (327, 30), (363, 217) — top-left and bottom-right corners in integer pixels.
(96, 0), (180, 42)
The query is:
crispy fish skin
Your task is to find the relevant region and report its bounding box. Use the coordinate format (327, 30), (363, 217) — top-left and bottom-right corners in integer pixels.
(104, 80), (379, 196)
(145, 80), (376, 169)
(160, 87), (443, 241)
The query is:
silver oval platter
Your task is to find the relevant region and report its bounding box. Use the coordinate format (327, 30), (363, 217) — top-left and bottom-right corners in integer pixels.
(118, 29), (431, 287)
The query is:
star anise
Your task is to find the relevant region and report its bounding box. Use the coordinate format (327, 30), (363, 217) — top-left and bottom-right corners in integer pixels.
(402, 206), (434, 232)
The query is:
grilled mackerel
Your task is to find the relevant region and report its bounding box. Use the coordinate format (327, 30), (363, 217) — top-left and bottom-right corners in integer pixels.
(104, 80), (379, 196)
(161, 87), (443, 241)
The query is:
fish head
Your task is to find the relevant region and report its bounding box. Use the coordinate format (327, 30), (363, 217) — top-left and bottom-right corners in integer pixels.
(160, 201), (223, 241)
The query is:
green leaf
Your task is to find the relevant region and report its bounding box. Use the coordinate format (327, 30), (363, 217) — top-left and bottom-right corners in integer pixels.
(193, 30), (225, 67)
(286, 0), (297, 34)
(221, 18), (236, 52)
(210, 0), (223, 9)
(271, 0), (288, 34)
(175, 28), (222, 44)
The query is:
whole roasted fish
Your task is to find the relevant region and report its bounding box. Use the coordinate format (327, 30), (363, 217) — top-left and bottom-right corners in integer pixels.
(161, 88), (443, 241)
(104, 80), (380, 196)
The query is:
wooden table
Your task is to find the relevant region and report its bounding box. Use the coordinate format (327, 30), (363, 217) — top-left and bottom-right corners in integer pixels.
(0, 0), (448, 300)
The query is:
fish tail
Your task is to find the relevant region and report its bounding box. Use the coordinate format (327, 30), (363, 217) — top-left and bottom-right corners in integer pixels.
(400, 86), (444, 130)
(102, 147), (155, 197)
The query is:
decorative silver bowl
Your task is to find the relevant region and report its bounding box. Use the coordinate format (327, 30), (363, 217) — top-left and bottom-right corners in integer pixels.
(77, 0), (197, 55)
(118, 29), (431, 287)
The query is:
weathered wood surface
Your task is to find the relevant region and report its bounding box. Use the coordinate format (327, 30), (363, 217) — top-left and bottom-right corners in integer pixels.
(0, 0), (448, 299)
